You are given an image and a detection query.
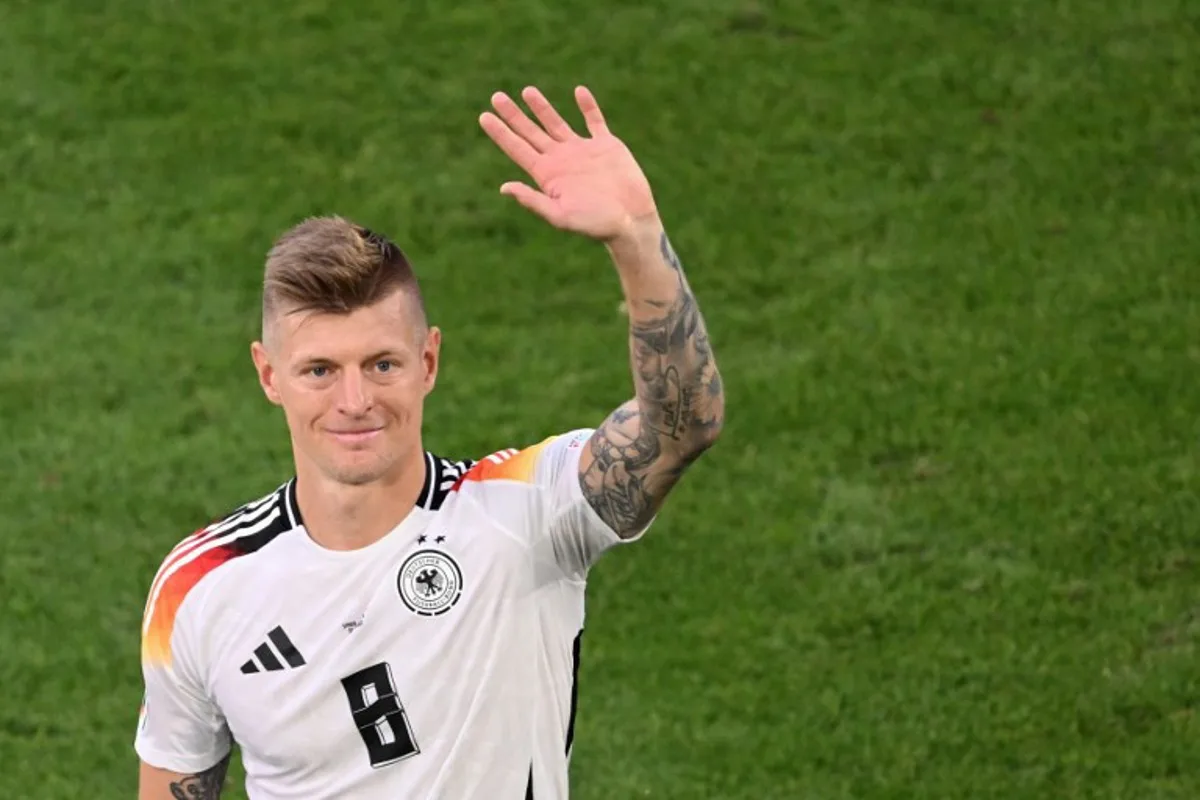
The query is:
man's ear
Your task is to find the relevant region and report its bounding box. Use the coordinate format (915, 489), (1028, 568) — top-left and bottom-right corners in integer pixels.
(250, 341), (283, 406)
(422, 326), (441, 397)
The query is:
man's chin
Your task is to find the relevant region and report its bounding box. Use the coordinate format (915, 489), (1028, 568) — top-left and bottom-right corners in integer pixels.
(330, 469), (383, 487)
(323, 454), (394, 487)
(298, 438), (414, 486)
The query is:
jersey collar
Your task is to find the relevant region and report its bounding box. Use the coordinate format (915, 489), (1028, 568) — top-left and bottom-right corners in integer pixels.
(280, 450), (453, 531)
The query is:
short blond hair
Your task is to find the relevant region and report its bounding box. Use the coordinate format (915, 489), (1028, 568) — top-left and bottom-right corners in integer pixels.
(262, 215), (425, 341)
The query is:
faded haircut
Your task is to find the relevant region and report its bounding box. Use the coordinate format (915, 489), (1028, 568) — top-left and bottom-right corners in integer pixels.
(261, 215), (426, 347)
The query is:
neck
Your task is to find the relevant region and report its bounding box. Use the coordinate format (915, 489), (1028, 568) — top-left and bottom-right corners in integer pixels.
(293, 450), (428, 551)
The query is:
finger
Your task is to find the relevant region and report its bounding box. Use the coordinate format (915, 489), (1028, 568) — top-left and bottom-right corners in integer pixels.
(478, 111), (539, 175)
(500, 181), (565, 226)
(490, 91), (555, 152)
(575, 85), (609, 136)
(521, 86), (576, 141)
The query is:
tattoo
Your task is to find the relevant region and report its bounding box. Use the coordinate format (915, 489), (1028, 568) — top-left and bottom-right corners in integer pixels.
(581, 231), (725, 537)
(582, 406), (660, 532)
(628, 234), (723, 442)
(660, 232), (683, 271)
(169, 752), (230, 800)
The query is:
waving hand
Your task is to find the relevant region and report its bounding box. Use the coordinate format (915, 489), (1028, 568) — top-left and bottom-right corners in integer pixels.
(479, 86), (659, 242)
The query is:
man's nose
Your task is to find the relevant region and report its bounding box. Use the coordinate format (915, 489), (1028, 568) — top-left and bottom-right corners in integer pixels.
(335, 370), (372, 415)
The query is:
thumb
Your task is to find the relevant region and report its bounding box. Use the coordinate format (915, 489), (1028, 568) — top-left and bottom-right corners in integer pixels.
(500, 182), (564, 226)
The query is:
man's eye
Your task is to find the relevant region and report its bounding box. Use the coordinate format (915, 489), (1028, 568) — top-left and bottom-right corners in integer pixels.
(376, 360), (393, 373)
(309, 366), (329, 378)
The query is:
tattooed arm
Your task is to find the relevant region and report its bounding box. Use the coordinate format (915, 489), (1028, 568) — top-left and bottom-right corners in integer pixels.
(578, 214), (725, 537)
(476, 84), (724, 537)
(139, 752), (230, 800)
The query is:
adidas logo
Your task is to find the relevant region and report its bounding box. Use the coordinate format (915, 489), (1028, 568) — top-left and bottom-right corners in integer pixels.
(240, 626), (307, 674)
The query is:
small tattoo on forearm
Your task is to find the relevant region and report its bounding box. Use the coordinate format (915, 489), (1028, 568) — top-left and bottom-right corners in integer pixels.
(169, 752), (230, 800)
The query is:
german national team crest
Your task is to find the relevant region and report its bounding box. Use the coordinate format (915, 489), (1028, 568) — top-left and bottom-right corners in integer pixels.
(397, 550), (463, 617)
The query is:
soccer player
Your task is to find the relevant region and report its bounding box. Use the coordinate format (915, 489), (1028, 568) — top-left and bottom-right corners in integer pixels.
(134, 85), (725, 799)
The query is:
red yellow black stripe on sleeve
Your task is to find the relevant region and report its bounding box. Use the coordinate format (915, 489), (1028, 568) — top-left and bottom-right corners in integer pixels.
(141, 542), (241, 668)
(140, 489), (295, 668)
(456, 437), (554, 487)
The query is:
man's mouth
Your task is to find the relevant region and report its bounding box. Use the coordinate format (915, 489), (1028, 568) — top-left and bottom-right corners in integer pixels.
(327, 427), (384, 444)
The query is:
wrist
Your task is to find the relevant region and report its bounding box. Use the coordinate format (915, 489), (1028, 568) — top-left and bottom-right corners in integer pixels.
(603, 212), (664, 264)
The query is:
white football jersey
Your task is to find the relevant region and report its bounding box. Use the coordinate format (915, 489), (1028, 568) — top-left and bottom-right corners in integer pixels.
(135, 429), (647, 799)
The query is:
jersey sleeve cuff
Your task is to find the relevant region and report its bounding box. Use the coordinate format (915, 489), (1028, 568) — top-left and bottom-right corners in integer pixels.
(134, 739), (230, 776)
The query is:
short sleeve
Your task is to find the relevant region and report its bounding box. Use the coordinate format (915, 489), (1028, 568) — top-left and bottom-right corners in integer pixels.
(134, 578), (231, 773)
(532, 428), (654, 577)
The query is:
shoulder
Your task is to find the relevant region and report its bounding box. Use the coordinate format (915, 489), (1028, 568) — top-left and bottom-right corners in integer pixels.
(140, 480), (299, 667)
(452, 430), (593, 490)
(146, 479), (301, 588)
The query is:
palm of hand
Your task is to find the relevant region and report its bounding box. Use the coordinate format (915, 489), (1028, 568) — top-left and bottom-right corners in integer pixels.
(479, 86), (658, 241)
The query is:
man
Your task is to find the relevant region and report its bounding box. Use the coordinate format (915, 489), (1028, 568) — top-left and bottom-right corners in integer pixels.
(135, 85), (724, 799)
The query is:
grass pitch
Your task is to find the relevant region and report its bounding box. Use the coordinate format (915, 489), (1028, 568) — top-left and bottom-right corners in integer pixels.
(1, 1), (1198, 797)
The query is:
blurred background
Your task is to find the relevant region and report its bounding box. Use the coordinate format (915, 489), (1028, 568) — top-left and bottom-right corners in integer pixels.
(2, 0), (1198, 797)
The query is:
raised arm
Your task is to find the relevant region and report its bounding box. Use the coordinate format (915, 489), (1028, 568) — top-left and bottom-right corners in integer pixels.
(578, 218), (723, 535)
(479, 85), (725, 538)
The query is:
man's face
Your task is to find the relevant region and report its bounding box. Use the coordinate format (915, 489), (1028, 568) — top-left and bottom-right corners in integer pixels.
(250, 290), (439, 487)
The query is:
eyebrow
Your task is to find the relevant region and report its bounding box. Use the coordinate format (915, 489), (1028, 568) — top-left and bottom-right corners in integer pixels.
(295, 350), (403, 366)
(363, 350), (404, 363)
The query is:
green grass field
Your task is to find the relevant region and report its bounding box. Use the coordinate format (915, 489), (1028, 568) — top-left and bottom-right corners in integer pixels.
(2, 0), (1198, 797)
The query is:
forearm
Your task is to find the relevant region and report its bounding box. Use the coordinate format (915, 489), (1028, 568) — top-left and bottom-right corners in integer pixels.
(605, 214), (725, 452)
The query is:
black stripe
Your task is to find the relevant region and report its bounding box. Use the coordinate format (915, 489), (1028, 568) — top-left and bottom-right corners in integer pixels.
(203, 488), (289, 540)
(424, 456), (475, 511)
(566, 629), (583, 755)
(284, 478), (301, 528)
(254, 642), (283, 672)
(268, 626), (306, 667)
(415, 452), (435, 509)
(212, 494), (276, 528)
(525, 764), (534, 800)
(226, 503), (296, 556)
(240, 660), (259, 674)
(201, 483), (302, 560)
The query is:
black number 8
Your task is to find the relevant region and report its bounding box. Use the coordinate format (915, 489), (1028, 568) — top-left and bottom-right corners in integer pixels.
(341, 662), (420, 768)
